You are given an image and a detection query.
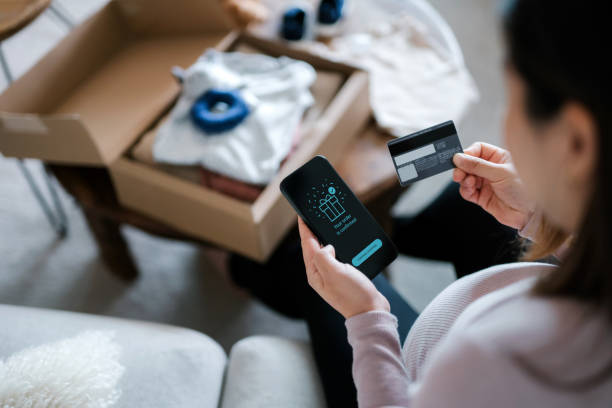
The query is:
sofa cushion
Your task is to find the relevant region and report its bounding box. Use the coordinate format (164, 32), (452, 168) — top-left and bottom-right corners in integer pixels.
(0, 304), (226, 408)
(221, 335), (326, 408)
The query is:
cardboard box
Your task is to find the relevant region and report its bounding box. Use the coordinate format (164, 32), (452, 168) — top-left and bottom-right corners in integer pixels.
(0, 0), (370, 261)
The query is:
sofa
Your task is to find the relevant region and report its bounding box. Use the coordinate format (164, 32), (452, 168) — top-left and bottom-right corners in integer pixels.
(0, 304), (326, 407)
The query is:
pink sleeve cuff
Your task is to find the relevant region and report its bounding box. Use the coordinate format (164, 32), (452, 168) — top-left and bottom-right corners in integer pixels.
(346, 310), (398, 342)
(518, 208), (541, 241)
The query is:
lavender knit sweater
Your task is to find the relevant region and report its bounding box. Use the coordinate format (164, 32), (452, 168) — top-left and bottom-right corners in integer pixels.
(345, 215), (612, 407)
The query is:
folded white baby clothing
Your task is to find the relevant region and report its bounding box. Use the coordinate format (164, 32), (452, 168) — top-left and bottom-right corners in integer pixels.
(153, 50), (316, 185)
(254, 0), (479, 137)
(305, 14), (479, 136)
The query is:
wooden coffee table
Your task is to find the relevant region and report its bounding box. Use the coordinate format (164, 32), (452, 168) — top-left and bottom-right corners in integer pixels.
(49, 119), (405, 281)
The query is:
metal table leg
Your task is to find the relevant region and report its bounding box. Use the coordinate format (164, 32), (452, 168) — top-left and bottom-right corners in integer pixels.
(0, 43), (11, 83)
(16, 160), (68, 237)
(1, 18), (70, 237)
(47, 1), (75, 29)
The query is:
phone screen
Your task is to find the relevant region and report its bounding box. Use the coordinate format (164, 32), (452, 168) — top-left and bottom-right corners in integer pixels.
(281, 156), (397, 278)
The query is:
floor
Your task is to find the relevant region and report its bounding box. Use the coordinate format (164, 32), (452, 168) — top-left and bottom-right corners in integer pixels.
(0, 0), (504, 352)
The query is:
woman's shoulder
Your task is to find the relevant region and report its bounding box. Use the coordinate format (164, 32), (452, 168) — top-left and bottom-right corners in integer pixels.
(451, 276), (612, 388)
(414, 281), (612, 407)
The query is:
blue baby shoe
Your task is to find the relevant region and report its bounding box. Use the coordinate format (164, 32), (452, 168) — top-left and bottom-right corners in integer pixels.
(318, 0), (344, 25)
(280, 7), (308, 40)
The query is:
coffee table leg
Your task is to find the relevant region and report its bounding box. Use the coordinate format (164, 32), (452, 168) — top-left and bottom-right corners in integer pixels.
(83, 209), (139, 281)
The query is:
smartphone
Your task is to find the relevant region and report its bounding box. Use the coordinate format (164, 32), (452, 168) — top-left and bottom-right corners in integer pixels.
(280, 155), (398, 279)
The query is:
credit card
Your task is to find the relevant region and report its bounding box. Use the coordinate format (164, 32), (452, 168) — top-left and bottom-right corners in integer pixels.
(387, 120), (462, 185)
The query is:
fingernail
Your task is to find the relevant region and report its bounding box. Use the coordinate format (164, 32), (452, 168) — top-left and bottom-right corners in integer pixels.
(453, 153), (464, 165)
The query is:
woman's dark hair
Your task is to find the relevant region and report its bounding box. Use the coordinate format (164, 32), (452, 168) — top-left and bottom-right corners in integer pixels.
(503, 0), (612, 389)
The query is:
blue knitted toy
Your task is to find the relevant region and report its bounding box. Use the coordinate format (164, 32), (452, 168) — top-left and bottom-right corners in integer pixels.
(190, 88), (250, 135)
(318, 0), (344, 25)
(280, 7), (307, 41)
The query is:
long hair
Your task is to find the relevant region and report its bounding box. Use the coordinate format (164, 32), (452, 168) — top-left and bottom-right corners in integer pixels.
(503, 0), (612, 387)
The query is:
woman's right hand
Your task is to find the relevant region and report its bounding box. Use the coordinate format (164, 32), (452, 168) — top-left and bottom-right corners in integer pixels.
(452, 142), (535, 230)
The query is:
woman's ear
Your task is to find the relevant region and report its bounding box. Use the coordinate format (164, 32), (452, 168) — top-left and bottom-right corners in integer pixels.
(559, 102), (598, 189)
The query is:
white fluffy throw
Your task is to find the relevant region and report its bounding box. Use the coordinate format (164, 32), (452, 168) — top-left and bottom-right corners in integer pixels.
(0, 331), (124, 408)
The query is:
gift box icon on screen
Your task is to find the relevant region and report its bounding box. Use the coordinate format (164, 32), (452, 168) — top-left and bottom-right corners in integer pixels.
(319, 193), (345, 222)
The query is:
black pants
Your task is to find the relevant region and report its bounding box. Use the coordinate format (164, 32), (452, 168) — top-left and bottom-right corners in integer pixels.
(229, 182), (519, 407)
(392, 182), (521, 278)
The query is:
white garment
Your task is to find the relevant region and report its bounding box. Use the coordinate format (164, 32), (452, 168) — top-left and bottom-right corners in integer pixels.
(254, 0), (479, 137)
(153, 50), (316, 185)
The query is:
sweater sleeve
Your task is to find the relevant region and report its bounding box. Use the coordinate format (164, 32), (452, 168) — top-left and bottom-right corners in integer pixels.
(345, 311), (411, 408)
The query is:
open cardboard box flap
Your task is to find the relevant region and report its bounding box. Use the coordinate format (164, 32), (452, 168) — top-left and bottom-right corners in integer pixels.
(108, 32), (370, 260)
(0, 0), (371, 261)
(0, 0), (232, 165)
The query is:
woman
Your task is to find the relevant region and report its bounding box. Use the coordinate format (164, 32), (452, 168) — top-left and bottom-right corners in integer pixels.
(232, 0), (612, 405)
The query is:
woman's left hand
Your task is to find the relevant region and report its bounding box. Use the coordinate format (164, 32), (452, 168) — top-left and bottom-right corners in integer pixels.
(298, 217), (390, 319)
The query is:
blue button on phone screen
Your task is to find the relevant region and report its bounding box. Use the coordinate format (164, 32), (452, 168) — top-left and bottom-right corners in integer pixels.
(352, 238), (382, 267)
